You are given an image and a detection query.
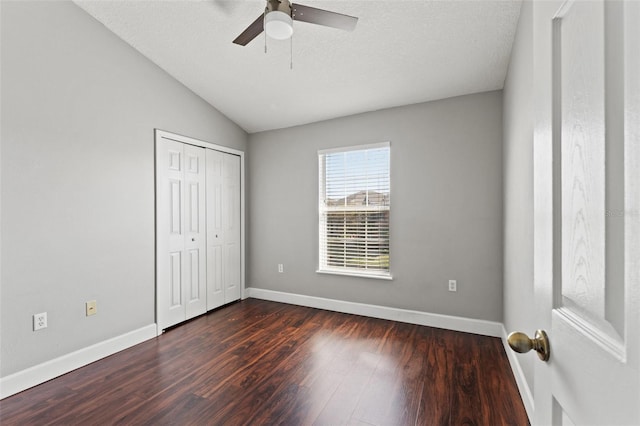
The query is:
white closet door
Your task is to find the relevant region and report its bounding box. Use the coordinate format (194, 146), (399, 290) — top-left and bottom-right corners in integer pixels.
(206, 149), (225, 310)
(223, 153), (241, 303)
(183, 144), (207, 319)
(157, 139), (187, 329)
(156, 139), (206, 330)
(206, 150), (241, 308)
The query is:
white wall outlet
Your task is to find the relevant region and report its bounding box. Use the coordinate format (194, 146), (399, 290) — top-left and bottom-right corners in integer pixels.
(33, 312), (47, 331)
(448, 280), (457, 292)
(278, 264), (284, 273)
(86, 300), (97, 316)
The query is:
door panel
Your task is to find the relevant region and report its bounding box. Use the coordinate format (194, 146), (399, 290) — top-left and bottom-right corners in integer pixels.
(207, 150), (241, 307)
(157, 139), (187, 329)
(187, 182), (200, 233)
(224, 242), (240, 302)
(169, 251), (182, 307)
(223, 154), (241, 303)
(534, 0), (640, 424)
(206, 149), (225, 309)
(557, 0), (624, 345)
(184, 144), (206, 319)
(207, 246), (223, 295)
(169, 180), (181, 234)
(188, 249), (200, 300)
(559, 0), (606, 322)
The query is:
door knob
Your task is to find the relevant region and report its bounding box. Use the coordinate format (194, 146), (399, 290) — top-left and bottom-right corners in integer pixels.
(507, 329), (550, 362)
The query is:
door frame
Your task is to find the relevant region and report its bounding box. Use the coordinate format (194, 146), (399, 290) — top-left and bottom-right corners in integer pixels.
(154, 129), (246, 336)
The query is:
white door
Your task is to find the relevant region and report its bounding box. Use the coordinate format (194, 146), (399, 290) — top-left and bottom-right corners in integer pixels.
(532, 0), (640, 424)
(183, 144), (207, 319)
(206, 150), (241, 308)
(156, 139), (207, 330)
(223, 153), (241, 303)
(206, 149), (225, 310)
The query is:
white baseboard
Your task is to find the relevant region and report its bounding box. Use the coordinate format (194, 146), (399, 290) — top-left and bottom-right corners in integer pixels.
(501, 326), (535, 421)
(0, 324), (157, 399)
(246, 287), (503, 337)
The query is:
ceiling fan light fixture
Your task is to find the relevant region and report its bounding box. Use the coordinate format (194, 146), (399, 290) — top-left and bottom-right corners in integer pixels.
(265, 10), (293, 40)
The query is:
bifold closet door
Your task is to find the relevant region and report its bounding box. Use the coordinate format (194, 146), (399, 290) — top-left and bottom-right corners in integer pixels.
(206, 150), (241, 310)
(206, 150), (224, 310)
(156, 139), (207, 330)
(223, 153), (241, 303)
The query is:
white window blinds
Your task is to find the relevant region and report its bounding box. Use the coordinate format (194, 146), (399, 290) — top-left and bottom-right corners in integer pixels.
(318, 142), (390, 278)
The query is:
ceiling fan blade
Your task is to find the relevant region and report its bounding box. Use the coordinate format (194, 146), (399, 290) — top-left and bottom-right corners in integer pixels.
(291, 3), (358, 32)
(233, 14), (264, 46)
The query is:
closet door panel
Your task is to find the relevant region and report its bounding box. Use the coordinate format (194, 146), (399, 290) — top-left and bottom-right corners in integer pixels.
(157, 139), (187, 329)
(206, 149), (225, 310)
(223, 153), (241, 303)
(184, 144), (207, 319)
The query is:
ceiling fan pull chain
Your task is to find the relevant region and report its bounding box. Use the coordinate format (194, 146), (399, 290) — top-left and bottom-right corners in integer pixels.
(264, 13), (268, 54)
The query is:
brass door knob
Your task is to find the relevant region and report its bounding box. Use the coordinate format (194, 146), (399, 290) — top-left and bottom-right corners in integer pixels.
(507, 329), (550, 362)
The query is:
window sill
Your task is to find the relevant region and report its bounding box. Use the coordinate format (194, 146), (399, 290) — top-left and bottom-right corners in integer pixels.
(316, 269), (393, 281)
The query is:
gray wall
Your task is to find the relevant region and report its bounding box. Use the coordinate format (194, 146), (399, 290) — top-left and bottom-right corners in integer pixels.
(0, 1), (247, 376)
(502, 0), (535, 393)
(248, 91), (504, 322)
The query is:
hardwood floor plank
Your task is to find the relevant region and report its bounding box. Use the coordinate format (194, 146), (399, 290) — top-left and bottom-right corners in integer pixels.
(381, 327), (430, 425)
(449, 333), (484, 426)
(417, 327), (451, 426)
(475, 333), (529, 426)
(352, 323), (424, 425)
(0, 300), (529, 426)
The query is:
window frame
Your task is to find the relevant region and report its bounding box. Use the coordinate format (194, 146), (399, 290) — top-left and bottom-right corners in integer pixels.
(317, 141), (392, 280)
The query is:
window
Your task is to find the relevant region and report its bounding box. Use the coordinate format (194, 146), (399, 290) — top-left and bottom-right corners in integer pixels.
(318, 142), (391, 279)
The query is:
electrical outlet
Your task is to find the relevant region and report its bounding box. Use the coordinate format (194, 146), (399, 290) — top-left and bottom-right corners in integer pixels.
(86, 300), (97, 316)
(33, 312), (47, 331)
(278, 264), (284, 273)
(448, 280), (457, 292)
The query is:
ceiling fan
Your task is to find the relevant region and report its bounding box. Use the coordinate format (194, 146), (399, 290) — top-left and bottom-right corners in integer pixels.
(233, 0), (358, 46)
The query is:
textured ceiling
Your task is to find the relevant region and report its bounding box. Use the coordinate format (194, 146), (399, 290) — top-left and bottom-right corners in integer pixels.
(74, 0), (522, 133)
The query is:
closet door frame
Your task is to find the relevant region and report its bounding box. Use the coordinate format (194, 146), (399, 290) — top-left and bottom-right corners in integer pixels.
(154, 129), (245, 336)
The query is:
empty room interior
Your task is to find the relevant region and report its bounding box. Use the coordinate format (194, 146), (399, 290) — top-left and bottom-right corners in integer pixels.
(1, 0), (639, 425)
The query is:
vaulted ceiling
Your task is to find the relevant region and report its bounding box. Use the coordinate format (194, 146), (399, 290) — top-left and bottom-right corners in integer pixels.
(74, 0), (522, 133)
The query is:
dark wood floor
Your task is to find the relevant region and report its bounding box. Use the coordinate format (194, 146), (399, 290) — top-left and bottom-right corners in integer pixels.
(0, 299), (528, 425)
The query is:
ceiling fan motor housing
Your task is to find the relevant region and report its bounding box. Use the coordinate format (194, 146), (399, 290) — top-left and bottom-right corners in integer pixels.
(265, 0), (293, 40)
